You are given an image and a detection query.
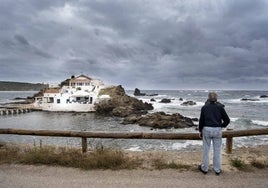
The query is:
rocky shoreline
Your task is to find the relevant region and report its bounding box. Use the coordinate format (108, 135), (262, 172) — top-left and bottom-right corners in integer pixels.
(0, 85), (197, 129)
(95, 85), (196, 129)
(122, 112), (196, 129)
(4, 86), (267, 130)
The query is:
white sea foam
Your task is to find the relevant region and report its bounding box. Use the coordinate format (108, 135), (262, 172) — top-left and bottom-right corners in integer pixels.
(224, 99), (242, 103)
(224, 97), (268, 104)
(127, 146), (143, 151)
(252, 120), (268, 127)
(171, 140), (202, 150)
(230, 117), (239, 122)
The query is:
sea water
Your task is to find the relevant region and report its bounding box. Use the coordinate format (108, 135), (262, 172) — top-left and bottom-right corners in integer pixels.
(0, 90), (267, 151)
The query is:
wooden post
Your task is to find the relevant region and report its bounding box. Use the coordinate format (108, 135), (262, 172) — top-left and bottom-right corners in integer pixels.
(226, 137), (233, 154)
(39, 139), (42, 148)
(82, 137), (87, 153)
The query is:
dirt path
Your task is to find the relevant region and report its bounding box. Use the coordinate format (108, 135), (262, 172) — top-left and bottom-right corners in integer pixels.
(1, 164), (267, 188)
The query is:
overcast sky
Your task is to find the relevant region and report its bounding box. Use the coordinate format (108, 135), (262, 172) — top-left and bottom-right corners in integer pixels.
(0, 0), (268, 90)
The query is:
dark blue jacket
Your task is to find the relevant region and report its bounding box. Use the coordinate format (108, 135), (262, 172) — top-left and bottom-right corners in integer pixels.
(198, 101), (230, 132)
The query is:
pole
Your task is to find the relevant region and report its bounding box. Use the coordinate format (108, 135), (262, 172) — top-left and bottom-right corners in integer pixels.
(226, 137), (233, 154)
(82, 137), (87, 153)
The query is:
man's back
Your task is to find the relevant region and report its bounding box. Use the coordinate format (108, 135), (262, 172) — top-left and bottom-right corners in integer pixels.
(199, 101), (230, 132)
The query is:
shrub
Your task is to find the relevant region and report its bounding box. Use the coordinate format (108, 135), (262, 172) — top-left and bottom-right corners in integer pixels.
(250, 158), (267, 169)
(230, 158), (249, 170)
(0, 146), (20, 164)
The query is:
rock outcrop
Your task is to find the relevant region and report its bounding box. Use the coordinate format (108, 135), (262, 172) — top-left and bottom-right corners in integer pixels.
(91, 85), (196, 129)
(95, 85), (153, 117)
(122, 112), (195, 129)
(181, 101), (196, 106)
(241, 98), (260, 101)
(160, 98), (171, 103)
(134, 88), (146, 96)
(260, 95), (268, 98)
(134, 88), (158, 96)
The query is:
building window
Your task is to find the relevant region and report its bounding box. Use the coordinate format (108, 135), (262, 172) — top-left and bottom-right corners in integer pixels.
(48, 97), (54, 103)
(57, 99), (60, 104)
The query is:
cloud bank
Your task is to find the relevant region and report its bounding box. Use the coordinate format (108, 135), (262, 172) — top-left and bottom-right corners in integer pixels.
(0, 0), (268, 89)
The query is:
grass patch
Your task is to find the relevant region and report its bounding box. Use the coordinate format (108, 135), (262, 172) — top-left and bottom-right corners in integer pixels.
(230, 158), (249, 170)
(152, 157), (191, 170)
(250, 158), (268, 169)
(0, 145), (141, 170)
(0, 146), (20, 164)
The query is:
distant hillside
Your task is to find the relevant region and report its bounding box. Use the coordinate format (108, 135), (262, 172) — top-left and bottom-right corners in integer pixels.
(0, 81), (48, 91)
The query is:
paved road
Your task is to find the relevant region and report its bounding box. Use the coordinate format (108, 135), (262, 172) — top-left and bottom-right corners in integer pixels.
(0, 164), (267, 188)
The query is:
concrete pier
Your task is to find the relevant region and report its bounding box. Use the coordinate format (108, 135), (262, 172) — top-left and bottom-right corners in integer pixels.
(0, 108), (32, 116)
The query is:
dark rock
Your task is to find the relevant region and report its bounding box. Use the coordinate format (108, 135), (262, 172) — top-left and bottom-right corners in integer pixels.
(95, 85), (153, 117)
(241, 98), (260, 101)
(134, 88), (146, 96)
(150, 98), (156, 102)
(160, 98), (171, 103)
(181, 101), (196, 106)
(260, 95), (268, 98)
(112, 106), (135, 117)
(13, 97), (27, 100)
(134, 88), (158, 96)
(191, 118), (199, 121)
(179, 98), (183, 101)
(122, 114), (142, 124)
(123, 112), (195, 129)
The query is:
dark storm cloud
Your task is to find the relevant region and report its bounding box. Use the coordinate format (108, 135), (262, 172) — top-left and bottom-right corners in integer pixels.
(14, 35), (30, 46)
(0, 0), (268, 89)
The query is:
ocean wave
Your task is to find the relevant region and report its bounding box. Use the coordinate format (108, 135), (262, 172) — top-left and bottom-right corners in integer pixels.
(229, 117), (268, 129)
(127, 145), (143, 151)
(171, 140), (202, 150)
(224, 96), (268, 104)
(252, 120), (268, 127)
(230, 117), (239, 122)
(231, 117), (268, 126)
(232, 136), (268, 148)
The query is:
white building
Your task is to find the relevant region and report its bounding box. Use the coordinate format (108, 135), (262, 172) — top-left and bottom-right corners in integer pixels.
(35, 75), (110, 112)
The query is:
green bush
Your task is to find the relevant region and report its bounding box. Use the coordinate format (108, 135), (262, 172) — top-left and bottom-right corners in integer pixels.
(230, 158), (248, 170)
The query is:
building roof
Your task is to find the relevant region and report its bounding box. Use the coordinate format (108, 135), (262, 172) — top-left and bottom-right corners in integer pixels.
(70, 74), (92, 83)
(44, 88), (60, 93)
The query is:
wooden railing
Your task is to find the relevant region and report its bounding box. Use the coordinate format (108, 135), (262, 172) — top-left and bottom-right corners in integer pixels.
(1, 128), (268, 154)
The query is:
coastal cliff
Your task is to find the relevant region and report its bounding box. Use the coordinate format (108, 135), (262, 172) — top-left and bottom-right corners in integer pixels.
(0, 81), (47, 91)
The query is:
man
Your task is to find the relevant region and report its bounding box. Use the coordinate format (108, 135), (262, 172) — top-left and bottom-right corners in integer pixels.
(198, 92), (230, 175)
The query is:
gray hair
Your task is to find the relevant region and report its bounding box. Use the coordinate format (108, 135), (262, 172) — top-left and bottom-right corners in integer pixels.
(208, 92), (218, 102)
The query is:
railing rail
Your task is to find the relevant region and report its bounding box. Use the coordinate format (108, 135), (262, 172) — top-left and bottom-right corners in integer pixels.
(1, 128), (268, 154)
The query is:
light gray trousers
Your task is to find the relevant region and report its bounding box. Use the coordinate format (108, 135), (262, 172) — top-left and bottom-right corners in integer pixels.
(201, 127), (222, 173)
